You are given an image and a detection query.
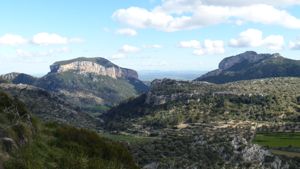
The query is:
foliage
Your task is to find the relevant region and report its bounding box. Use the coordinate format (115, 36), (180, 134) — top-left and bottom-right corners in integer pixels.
(0, 91), (138, 169)
(102, 78), (300, 131)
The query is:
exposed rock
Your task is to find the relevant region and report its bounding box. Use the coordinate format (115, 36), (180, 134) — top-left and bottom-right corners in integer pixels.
(218, 51), (272, 70)
(0, 72), (36, 85)
(196, 51), (300, 83)
(143, 162), (159, 169)
(50, 57), (138, 79)
(1, 138), (17, 153)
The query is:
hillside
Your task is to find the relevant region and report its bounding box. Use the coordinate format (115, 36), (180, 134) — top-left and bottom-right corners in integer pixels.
(0, 73), (37, 85)
(103, 77), (300, 131)
(0, 57), (149, 115)
(0, 91), (138, 169)
(101, 77), (300, 168)
(0, 83), (97, 129)
(195, 51), (300, 83)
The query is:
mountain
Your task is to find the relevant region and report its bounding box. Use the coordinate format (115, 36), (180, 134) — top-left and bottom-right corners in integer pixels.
(1, 57), (149, 116)
(195, 51), (300, 83)
(0, 91), (138, 169)
(0, 83), (97, 129)
(101, 77), (300, 168)
(0, 72), (37, 85)
(103, 77), (300, 131)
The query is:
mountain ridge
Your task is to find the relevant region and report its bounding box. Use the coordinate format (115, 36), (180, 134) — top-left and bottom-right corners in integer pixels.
(196, 51), (300, 83)
(50, 57), (138, 79)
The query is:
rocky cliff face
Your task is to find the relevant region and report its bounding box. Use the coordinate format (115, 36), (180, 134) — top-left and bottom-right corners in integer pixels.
(196, 51), (300, 83)
(50, 57), (138, 79)
(218, 51), (273, 70)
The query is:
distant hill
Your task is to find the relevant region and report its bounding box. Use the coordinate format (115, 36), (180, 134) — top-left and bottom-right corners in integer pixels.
(101, 77), (300, 168)
(195, 51), (300, 83)
(102, 77), (300, 131)
(0, 72), (37, 85)
(0, 57), (149, 116)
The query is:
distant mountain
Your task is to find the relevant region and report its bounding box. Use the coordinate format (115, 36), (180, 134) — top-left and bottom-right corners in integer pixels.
(0, 72), (37, 85)
(195, 51), (300, 83)
(0, 57), (149, 116)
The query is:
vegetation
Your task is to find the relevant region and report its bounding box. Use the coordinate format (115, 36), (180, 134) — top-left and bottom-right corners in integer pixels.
(4, 123), (138, 169)
(103, 78), (300, 131)
(253, 132), (300, 148)
(0, 91), (138, 169)
(197, 52), (300, 84)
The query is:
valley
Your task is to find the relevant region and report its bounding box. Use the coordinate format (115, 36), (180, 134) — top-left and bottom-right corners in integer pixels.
(1, 52), (300, 169)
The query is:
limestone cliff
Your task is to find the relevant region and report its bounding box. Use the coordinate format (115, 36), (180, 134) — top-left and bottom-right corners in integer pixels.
(50, 57), (138, 79)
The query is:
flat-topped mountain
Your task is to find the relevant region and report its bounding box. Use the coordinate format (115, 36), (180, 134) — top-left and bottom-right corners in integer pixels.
(50, 57), (138, 79)
(0, 57), (148, 118)
(196, 51), (300, 83)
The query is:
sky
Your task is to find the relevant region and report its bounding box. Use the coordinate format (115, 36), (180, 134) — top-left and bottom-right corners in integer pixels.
(0, 0), (300, 75)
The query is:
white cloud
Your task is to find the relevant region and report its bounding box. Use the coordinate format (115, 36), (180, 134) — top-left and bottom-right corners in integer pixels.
(113, 1), (300, 31)
(0, 34), (27, 45)
(229, 29), (263, 47)
(289, 39), (300, 50)
(229, 29), (285, 50)
(263, 35), (285, 50)
(32, 33), (68, 45)
(179, 39), (225, 55)
(16, 47), (70, 57)
(118, 44), (140, 53)
(116, 28), (138, 36)
(32, 33), (83, 45)
(179, 40), (201, 48)
(111, 44), (140, 60)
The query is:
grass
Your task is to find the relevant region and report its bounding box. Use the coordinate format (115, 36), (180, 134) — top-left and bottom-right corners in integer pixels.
(4, 123), (139, 169)
(253, 132), (300, 158)
(253, 132), (300, 148)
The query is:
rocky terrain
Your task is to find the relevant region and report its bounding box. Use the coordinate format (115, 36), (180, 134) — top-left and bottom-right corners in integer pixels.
(0, 83), (97, 129)
(0, 91), (138, 169)
(1, 52), (300, 168)
(196, 51), (300, 83)
(102, 77), (300, 168)
(50, 57), (138, 79)
(0, 73), (36, 85)
(0, 57), (148, 117)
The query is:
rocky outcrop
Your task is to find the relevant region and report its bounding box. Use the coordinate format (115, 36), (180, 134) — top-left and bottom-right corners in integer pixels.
(196, 51), (300, 83)
(0, 72), (36, 85)
(50, 57), (138, 79)
(218, 51), (273, 70)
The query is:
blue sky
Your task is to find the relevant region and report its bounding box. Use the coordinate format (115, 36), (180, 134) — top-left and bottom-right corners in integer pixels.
(0, 0), (300, 75)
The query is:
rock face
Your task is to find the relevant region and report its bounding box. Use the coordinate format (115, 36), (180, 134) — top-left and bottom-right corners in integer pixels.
(196, 51), (300, 83)
(0, 57), (148, 117)
(50, 57), (138, 79)
(218, 51), (272, 70)
(0, 72), (36, 85)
